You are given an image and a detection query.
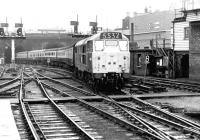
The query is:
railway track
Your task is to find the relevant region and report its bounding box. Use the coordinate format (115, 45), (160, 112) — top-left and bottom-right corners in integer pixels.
(31, 66), (200, 133)
(115, 98), (200, 139)
(12, 66), (163, 139)
(33, 66), (72, 79)
(18, 69), (98, 140)
(121, 90), (200, 130)
(31, 66), (200, 139)
(7, 65), (200, 139)
(35, 70), (95, 97)
(131, 76), (200, 93)
(0, 76), (21, 97)
(12, 104), (31, 140)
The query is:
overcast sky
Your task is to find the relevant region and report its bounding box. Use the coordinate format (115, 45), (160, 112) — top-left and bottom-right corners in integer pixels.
(0, 0), (195, 33)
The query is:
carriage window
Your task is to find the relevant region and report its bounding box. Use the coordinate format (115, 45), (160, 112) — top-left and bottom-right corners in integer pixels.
(95, 41), (104, 51)
(119, 41), (128, 51)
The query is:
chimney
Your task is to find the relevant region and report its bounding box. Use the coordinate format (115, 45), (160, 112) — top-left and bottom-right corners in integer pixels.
(130, 23), (134, 42)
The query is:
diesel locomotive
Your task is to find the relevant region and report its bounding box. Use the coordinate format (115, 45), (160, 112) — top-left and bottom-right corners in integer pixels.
(16, 32), (130, 90)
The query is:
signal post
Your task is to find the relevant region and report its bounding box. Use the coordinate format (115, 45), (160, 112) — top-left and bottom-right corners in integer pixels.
(0, 22), (26, 67)
(70, 15), (79, 34)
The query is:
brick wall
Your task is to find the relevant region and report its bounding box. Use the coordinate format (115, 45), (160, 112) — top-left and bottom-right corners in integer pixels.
(130, 50), (152, 76)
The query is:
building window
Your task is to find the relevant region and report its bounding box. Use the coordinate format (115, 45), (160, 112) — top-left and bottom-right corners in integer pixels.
(184, 27), (189, 40)
(137, 54), (142, 67)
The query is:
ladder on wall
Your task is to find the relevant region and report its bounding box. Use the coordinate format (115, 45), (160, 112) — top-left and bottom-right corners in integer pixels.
(153, 39), (174, 78)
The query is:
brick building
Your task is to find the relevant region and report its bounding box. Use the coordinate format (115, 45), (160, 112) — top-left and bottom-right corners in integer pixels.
(116, 10), (175, 77)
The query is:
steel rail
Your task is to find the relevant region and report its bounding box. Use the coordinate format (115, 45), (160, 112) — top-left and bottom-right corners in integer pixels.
(19, 68), (42, 140)
(30, 66), (200, 139)
(0, 78), (32, 93)
(118, 101), (200, 139)
(132, 75), (200, 90)
(0, 76), (20, 88)
(34, 74), (96, 140)
(34, 70), (95, 96)
(133, 75), (200, 86)
(123, 90), (200, 131)
(41, 81), (165, 140)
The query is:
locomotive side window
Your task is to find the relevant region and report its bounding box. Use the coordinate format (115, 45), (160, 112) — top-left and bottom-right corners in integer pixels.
(119, 41), (128, 51)
(82, 45), (86, 64)
(82, 45), (86, 53)
(74, 47), (77, 53)
(87, 41), (93, 52)
(95, 41), (104, 51)
(82, 55), (86, 64)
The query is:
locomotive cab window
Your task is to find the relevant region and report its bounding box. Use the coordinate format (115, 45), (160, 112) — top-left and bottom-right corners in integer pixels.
(95, 41), (104, 51)
(119, 41), (128, 51)
(87, 41), (93, 52)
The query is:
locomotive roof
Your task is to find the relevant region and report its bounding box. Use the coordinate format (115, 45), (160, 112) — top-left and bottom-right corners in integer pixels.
(75, 32), (128, 47)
